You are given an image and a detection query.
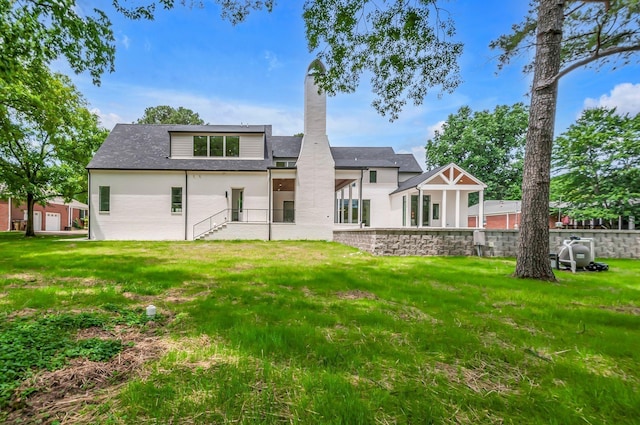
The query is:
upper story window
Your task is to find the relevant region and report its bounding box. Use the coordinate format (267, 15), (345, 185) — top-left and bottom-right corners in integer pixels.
(369, 170), (377, 183)
(275, 161), (296, 168)
(193, 135), (240, 158)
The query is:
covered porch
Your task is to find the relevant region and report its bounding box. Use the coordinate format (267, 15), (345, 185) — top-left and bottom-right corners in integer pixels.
(391, 163), (486, 229)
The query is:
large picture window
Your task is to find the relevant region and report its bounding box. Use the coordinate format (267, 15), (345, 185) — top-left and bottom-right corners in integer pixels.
(193, 136), (208, 156)
(225, 136), (240, 157)
(171, 187), (182, 213)
(193, 135), (240, 158)
(99, 186), (110, 213)
(210, 136), (224, 157)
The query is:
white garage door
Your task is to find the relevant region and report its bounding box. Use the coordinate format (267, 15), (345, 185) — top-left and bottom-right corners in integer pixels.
(33, 211), (42, 231)
(45, 212), (60, 231)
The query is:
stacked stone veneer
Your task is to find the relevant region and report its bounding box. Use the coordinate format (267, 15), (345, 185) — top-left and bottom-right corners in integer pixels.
(333, 229), (640, 259)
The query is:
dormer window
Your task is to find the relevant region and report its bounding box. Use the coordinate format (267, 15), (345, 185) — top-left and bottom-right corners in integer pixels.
(193, 135), (240, 158)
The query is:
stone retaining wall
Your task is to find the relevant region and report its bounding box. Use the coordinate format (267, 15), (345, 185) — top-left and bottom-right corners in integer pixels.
(333, 229), (640, 259)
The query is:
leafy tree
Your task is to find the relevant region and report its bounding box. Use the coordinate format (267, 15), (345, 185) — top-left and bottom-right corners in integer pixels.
(0, 0), (116, 85)
(425, 103), (528, 202)
(551, 107), (640, 225)
(136, 105), (205, 125)
(492, 0), (640, 280)
(0, 69), (107, 237)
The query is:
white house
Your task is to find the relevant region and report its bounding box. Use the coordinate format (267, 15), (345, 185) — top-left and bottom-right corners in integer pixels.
(87, 61), (486, 241)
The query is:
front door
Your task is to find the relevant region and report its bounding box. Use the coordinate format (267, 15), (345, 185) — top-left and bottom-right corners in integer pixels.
(231, 189), (243, 222)
(422, 195), (430, 227)
(283, 201), (295, 223)
(410, 195), (418, 227)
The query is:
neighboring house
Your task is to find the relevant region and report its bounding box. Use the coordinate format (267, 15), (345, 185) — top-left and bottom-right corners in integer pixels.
(467, 200), (630, 230)
(0, 197), (88, 232)
(468, 200), (523, 229)
(87, 61), (486, 241)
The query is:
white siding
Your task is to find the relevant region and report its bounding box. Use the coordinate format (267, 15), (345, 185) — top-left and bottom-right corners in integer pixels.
(239, 135), (264, 159)
(90, 171), (186, 240)
(187, 171), (269, 240)
(171, 135), (193, 157)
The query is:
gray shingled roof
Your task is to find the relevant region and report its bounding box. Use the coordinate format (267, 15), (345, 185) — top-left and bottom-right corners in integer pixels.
(88, 124), (424, 174)
(271, 136), (302, 158)
(390, 164), (449, 195)
(395, 154), (424, 173)
(330, 147), (422, 171)
(87, 124), (272, 171)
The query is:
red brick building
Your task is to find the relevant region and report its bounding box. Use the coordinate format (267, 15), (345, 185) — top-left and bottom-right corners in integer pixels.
(468, 200), (561, 229)
(1, 197), (88, 232)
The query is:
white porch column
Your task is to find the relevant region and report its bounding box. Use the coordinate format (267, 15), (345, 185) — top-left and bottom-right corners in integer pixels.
(455, 190), (460, 228)
(418, 188), (423, 228)
(348, 183), (353, 224)
(334, 191), (338, 223)
(340, 189), (345, 223)
(359, 171), (363, 226)
(478, 190), (484, 228)
(441, 189), (447, 228)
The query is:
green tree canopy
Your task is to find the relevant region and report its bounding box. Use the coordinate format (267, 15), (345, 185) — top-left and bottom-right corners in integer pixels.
(425, 103), (528, 202)
(0, 0), (116, 84)
(0, 68), (107, 236)
(136, 105), (205, 125)
(551, 107), (640, 223)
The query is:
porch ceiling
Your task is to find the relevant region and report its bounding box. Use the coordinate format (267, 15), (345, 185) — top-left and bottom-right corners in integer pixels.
(335, 178), (355, 191)
(273, 178), (295, 191)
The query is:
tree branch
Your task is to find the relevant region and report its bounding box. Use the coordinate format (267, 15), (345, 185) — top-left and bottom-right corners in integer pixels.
(537, 43), (640, 89)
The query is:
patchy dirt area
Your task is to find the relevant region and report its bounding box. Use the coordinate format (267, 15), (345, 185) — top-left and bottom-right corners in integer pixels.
(335, 289), (378, 300)
(433, 360), (520, 395)
(6, 325), (170, 425)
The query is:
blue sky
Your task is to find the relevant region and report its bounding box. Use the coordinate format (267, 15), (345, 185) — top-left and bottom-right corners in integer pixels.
(68, 1), (640, 169)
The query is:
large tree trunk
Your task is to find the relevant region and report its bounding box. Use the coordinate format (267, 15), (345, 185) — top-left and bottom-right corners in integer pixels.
(515, 0), (565, 280)
(25, 193), (36, 237)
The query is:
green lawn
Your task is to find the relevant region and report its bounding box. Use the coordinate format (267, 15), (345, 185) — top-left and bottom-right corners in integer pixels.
(1, 232), (639, 424)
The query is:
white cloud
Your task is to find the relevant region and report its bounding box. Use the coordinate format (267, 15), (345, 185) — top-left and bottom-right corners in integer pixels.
(583, 83), (640, 115)
(89, 84), (303, 135)
(91, 108), (125, 130)
(426, 120), (445, 139)
(122, 35), (130, 50)
(264, 51), (282, 71)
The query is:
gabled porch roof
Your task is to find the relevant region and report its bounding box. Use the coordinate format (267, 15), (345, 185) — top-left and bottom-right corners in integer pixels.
(390, 163), (486, 195)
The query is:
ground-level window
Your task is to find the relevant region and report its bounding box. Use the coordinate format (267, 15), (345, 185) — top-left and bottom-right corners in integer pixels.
(432, 203), (440, 220)
(411, 195), (419, 226)
(422, 195), (430, 227)
(369, 170), (377, 183)
(402, 196), (406, 226)
(99, 186), (110, 213)
(362, 200), (370, 227)
(171, 187), (182, 213)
